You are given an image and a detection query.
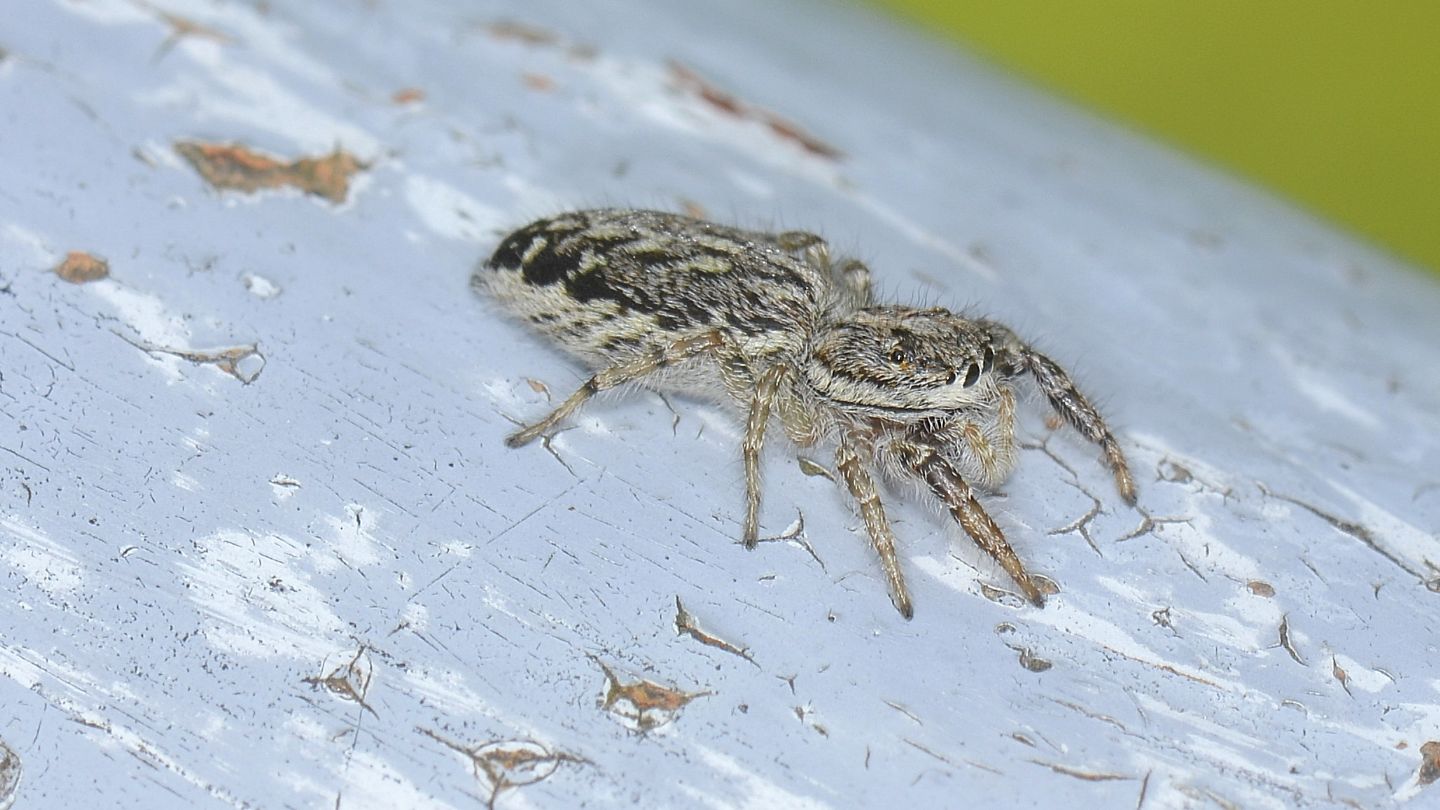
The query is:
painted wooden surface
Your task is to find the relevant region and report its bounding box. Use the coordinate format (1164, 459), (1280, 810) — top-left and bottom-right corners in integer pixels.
(2, 1), (1438, 807)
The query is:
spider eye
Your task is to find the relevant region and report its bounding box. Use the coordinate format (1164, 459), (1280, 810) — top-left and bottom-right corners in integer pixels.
(981, 346), (995, 373)
(888, 347), (907, 365)
(945, 369), (958, 385)
(962, 362), (982, 387)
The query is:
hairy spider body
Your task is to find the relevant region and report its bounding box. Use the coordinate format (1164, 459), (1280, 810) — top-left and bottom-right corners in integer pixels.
(476, 208), (1134, 617)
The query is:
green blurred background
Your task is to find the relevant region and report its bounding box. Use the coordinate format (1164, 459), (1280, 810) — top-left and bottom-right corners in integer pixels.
(878, 1), (1440, 275)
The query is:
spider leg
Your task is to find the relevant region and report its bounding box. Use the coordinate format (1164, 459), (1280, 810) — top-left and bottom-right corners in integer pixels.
(890, 439), (1047, 607)
(741, 364), (791, 548)
(985, 323), (1136, 503)
(792, 237), (873, 307)
(505, 330), (724, 448)
(836, 435), (914, 619)
(833, 257), (873, 306)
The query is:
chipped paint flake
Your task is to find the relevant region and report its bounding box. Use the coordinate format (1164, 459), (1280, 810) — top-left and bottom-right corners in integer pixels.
(242, 272), (281, 298)
(421, 728), (586, 810)
(594, 658), (709, 733)
(303, 646), (377, 717)
(269, 474), (301, 499)
(53, 251), (110, 283)
(176, 141), (366, 204)
(674, 596), (755, 664)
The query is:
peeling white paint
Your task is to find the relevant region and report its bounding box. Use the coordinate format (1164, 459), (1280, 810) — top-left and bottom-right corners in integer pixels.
(588, 57), (843, 189)
(400, 664), (495, 717)
(404, 174), (507, 242)
(0, 222), (52, 266)
(0, 517), (86, 599)
(178, 529), (348, 660)
(146, 0), (340, 86)
(87, 279), (191, 381)
(1269, 345), (1382, 431)
(242, 272), (281, 298)
(1329, 481), (1438, 576)
(139, 60), (381, 158)
(681, 746), (832, 810)
(1330, 653), (1394, 694)
(398, 601), (429, 631)
(1290, 373), (1382, 430)
(1097, 575), (1277, 653)
(170, 471), (201, 492)
(52, 0), (149, 25)
(335, 750), (461, 810)
(315, 503), (384, 571)
(1029, 602), (1245, 695)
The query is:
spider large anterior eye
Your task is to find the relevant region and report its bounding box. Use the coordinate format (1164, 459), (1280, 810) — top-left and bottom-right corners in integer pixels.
(888, 347), (907, 365)
(962, 362), (982, 387)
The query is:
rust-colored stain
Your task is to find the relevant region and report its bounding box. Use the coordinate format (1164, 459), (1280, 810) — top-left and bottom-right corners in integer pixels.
(1247, 580), (1276, 598)
(392, 87), (426, 105)
(484, 19), (560, 47)
(1331, 656), (1353, 697)
(1419, 741), (1440, 786)
(156, 10), (231, 44)
(483, 19), (595, 60)
(667, 61), (842, 160)
(303, 646), (377, 718)
(673, 596), (754, 664)
(139, 2), (232, 60)
(593, 657), (709, 732)
(54, 251), (110, 284)
(420, 728), (586, 810)
(521, 72), (555, 92)
(175, 141), (366, 204)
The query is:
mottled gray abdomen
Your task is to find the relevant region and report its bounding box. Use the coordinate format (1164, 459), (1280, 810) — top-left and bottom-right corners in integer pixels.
(476, 209), (825, 364)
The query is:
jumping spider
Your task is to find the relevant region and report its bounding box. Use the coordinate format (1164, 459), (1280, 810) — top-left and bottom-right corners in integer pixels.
(476, 209), (1135, 617)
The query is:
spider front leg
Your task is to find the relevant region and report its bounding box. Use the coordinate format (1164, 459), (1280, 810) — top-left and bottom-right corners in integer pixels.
(836, 434), (914, 619)
(505, 330), (724, 448)
(985, 322), (1136, 503)
(889, 439), (1047, 607)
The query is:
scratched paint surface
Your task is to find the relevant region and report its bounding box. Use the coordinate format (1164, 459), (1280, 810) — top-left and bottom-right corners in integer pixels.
(1, 0), (1438, 807)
